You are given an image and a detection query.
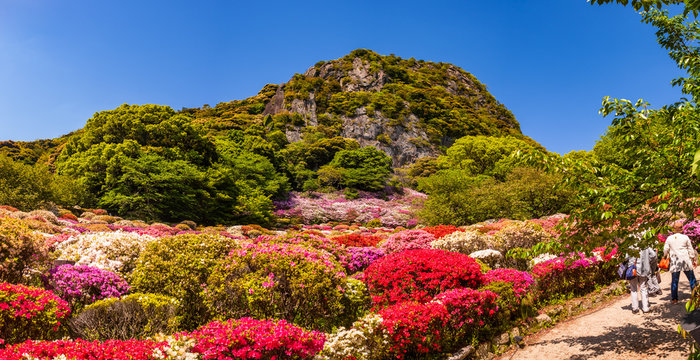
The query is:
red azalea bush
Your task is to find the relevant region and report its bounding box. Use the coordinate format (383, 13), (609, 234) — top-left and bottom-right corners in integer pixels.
(0, 339), (165, 359)
(364, 249), (484, 307)
(188, 318), (325, 360)
(379, 229), (436, 255)
(432, 288), (500, 346)
(378, 301), (449, 359)
(331, 233), (384, 247)
(420, 225), (464, 239)
(0, 283), (71, 344)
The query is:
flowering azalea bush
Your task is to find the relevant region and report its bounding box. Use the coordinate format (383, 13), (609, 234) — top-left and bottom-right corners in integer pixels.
(378, 301), (449, 359)
(253, 233), (346, 261)
(0, 217), (49, 283)
(44, 264), (130, 310)
(315, 313), (388, 360)
(187, 318), (325, 360)
(0, 283), (70, 344)
(273, 190), (425, 227)
(331, 233), (384, 247)
(420, 225), (464, 239)
(205, 242), (347, 331)
(342, 247), (385, 273)
(483, 269), (535, 298)
(55, 231), (156, 275)
(0, 339), (167, 359)
(364, 249), (484, 307)
(131, 233), (239, 330)
(432, 288), (500, 347)
(430, 230), (490, 255)
(491, 221), (552, 253)
(379, 229), (435, 255)
(532, 249), (617, 302)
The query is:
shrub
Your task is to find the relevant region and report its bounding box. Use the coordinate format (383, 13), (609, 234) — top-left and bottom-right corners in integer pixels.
(188, 318), (325, 360)
(205, 242), (347, 331)
(532, 250), (616, 303)
(69, 293), (180, 340)
(430, 230), (490, 254)
(56, 231), (156, 275)
(0, 217), (49, 283)
(482, 269), (536, 319)
(432, 288), (500, 346)
(131, 234), (238, 330)
(0, 339), (167, 359)
(44, 265), (130, 311)
(253, 232), (346, 261)
(421, 225), (464, 239)
(315, 313), (388, 360)
(492, 221), (551, 253)
(331, 233), (384, 247)
(378, 301), (449, 359)
(0, 283), (70, 344)
(364, 249), (484, 307)
(342, 247), (385, 273)
(380, 229), (435, 255)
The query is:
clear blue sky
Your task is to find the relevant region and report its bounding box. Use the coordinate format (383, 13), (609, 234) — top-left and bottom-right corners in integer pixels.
(0, 0), (685, 155)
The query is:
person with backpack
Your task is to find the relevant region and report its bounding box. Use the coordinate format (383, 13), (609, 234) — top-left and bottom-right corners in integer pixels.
(664, 220), (698, 304)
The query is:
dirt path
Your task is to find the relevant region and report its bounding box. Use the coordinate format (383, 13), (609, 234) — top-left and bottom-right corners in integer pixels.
(497, 270), (696, 360)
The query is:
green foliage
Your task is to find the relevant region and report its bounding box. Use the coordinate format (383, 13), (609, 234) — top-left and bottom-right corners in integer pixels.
(56, 104), (288, 224)
(0, 155), (89, 211)
(320, 147), (393, 191)
(130, 234), (238, 330)
(418, 167), (573, 225)
(438, 135), (540, 179)
(69, 293), (180, 340)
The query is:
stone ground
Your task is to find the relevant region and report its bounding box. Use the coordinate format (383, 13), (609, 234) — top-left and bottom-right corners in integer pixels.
(497, 270), (696, 360)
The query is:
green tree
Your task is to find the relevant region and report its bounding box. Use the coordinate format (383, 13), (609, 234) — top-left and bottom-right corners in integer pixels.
(321, 146), (393, 191)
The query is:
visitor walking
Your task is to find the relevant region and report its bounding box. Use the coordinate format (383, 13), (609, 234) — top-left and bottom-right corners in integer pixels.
(646, 247), (662, 296)
(663, 220), (697, 304)
(626, 247), (655, 313)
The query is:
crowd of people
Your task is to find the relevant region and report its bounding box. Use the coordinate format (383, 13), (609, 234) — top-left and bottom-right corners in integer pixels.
(626, 220), (698, 313)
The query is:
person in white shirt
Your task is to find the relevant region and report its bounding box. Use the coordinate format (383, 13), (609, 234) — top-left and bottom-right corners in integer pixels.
(663, 220), (698, 303)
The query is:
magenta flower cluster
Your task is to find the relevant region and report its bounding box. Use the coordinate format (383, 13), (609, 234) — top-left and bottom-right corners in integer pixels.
(45, 264), (130, 309)
(341, 246), (385, 273)
(483, 269), (535, 298)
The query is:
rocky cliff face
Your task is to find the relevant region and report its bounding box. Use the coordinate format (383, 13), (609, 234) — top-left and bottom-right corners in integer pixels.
(262, 49), (522, 167)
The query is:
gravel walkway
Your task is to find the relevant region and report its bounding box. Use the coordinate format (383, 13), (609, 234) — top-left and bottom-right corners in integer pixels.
(498, 270), (696, 360)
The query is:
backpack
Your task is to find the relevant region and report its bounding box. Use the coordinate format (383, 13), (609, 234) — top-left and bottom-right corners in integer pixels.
(618, 261), (637, 280)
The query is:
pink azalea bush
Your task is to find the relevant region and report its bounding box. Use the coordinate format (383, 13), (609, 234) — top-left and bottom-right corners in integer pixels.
(188, 318), (325, 360)
(432, 288), (500, 346)
(532, 248), (617, 302)
(380, 229), (436, 255)
(0, 283), (71, 344)
(44, 264), (130, 310)
(273, 190), (425, 227)
(342, 246), (385, 273)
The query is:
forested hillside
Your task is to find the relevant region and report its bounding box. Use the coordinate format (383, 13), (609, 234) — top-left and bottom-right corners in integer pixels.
(0, 50), (572, 225)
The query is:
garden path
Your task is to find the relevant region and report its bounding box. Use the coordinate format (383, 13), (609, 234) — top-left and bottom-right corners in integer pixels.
(497, 270), (695, 360)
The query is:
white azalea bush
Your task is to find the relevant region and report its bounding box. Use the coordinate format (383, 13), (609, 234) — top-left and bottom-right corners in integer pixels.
(430, 230), (491, 254)
(56, 231), (156, 275)
(315, 313), (388, 360)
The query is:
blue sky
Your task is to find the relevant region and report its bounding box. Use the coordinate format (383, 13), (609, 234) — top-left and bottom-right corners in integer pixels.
(0, 0), (685, 155)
